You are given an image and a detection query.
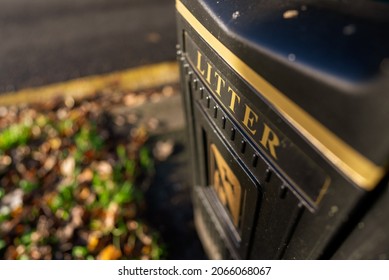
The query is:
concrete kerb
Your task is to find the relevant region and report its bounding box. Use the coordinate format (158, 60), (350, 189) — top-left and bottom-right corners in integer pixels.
(0, 61), (179, 106)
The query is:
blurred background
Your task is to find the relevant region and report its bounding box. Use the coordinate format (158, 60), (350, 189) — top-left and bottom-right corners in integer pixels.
(0, 0), (206, 259)
(0, 0), (176, 91)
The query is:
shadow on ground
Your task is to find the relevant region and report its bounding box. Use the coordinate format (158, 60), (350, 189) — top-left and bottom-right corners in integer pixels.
(145, 131), (206, 259)
(106, 84), (207, 259)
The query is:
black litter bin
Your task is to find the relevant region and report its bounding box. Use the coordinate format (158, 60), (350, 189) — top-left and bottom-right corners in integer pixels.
(176, 0), (389, 259)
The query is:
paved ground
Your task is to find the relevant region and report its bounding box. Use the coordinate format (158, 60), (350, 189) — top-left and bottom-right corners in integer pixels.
(0, 0), (176, 93)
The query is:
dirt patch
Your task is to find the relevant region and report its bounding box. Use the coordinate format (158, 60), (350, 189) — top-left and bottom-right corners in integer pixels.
(0, 84), (206, 259)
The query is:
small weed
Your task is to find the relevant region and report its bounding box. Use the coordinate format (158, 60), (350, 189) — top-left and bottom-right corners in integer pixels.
(139, 147), (153, 170)
(19, 180), (38, 194)
(0, 239), (6, 251)
(0, 123), (31, 150)
(74, 123), (104, 154)
(20, 232), (33, 247)
(72, 246), (88, 259)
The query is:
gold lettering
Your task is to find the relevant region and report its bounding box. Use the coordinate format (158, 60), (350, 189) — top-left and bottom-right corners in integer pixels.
(214, 72), (225, 96)
(206, 63), (212, 84)
(228, 87), (241, 113)
(195, 46), (282, 161)
(196, 51), (205, 76)
(260, 124), (280, 159)
(242, 105), (258, 135)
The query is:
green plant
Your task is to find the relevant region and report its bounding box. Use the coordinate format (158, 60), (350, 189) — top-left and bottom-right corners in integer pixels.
(0, 187), (5, 200)
(0, 239), (6, 251)
(0, 123), (31, 150)
(74, 124), (103, 154)
(19, 180), (38, 194)
(139, 147), (152, 170)
(72, 246), (88, 259)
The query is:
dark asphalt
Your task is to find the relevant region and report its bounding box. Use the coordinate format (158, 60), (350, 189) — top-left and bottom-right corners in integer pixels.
(0, 0), (176, 93)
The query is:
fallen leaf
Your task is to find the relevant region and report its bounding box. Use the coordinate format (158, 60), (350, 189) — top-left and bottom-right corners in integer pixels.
(283, 9), (299, 19)
(0, 155), (12, 173)
(0, 155), (12, 166)
(153, 139), (174, 161)
(16, 245), (26, 256)
(39, 141), (51, 154)
(60, 156), (75, 177)
(114, 115), (126, 127)
(56, 108), (68, 120)
(15, 224), (24, 235)
(11, 206), (23, 219)
(97, 245), (122, 260)
(127, 220), (138, 231)
(95, 161), (112, 179)
(77, 168), (93, 183)
(64, 96), (75, 109)
(4, 246), (18, 260)
(123, 243), (134, 255)
(31, 232), (42, 243)
(87, 233), (100, 252)
(123, 94), (147, 107)
(49, 137), (62, 150)
(31, 125), (41, 137)
(126, 113), (138, 124)
(43, 156), (57, 172)
(78, 186), (91, 201)
(0, 106), (8, 117)
(104, 202), (119, 230)
(141, 245), (152, 256)
(130, 126), (148, 144)
(146, 118), (160, 131)
(71, 205), (84, 227)
(37, 215), (53, 239)
(162, 85), (175, 97)
(32, 151), (45, 162)
(1, 189), (24, 211)
(56, 224), (75, 241)
(30, 246), (41, 260)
